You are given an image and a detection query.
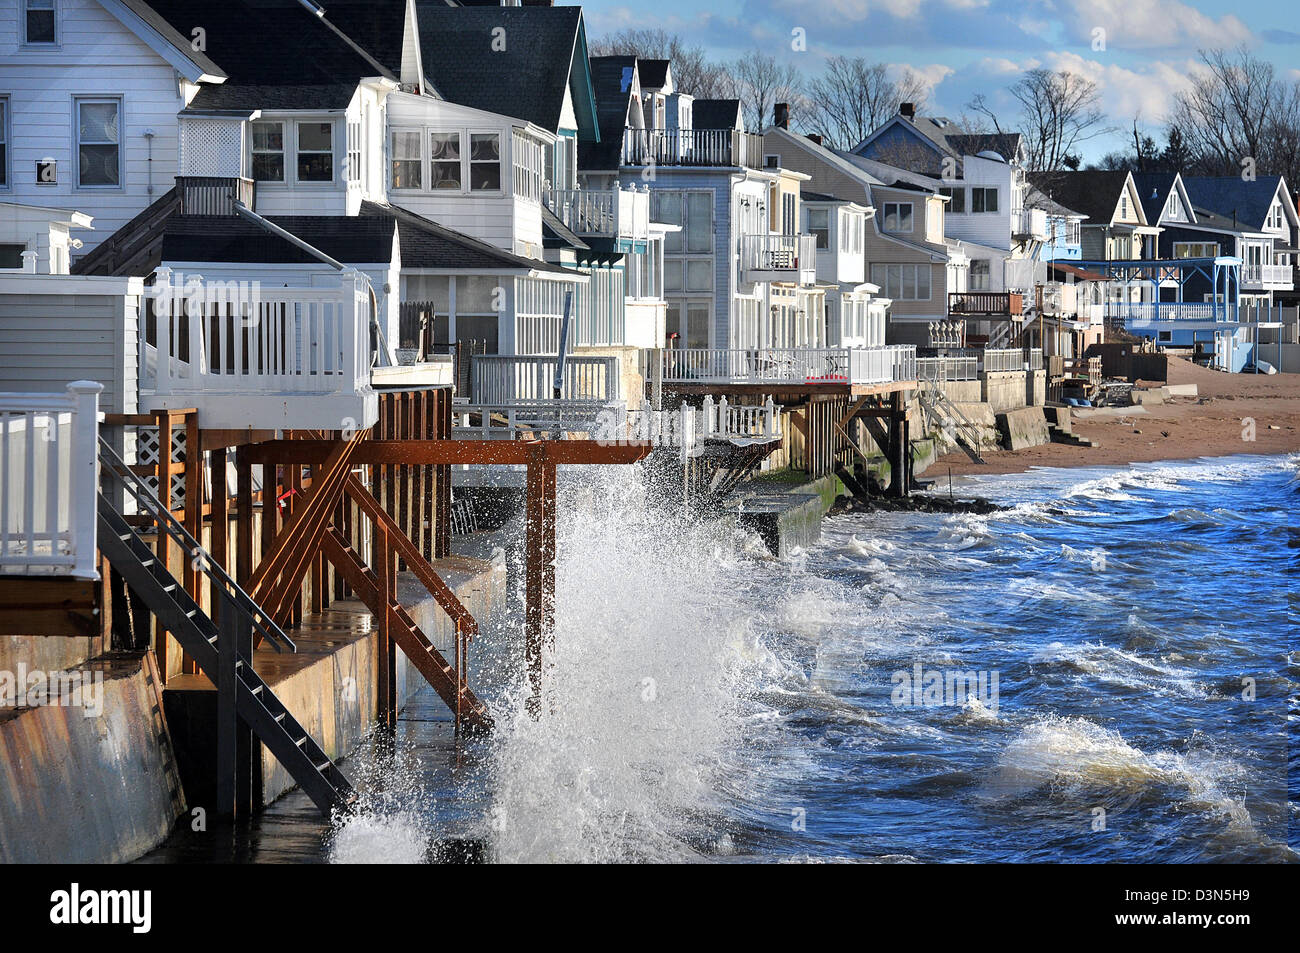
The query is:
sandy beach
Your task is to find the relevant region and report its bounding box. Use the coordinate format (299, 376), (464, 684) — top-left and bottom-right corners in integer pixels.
(934, 356), (1300, 477)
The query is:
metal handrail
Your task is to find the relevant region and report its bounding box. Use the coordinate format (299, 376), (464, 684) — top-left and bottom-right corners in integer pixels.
(97, 435), (295, 653)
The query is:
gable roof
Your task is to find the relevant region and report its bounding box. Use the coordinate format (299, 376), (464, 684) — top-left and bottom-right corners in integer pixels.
(692, 99), (742, 131)
(637, 59), (670, 90)
(855, 113), (1023, 165)
(139, 0), (395, 112)
(1130, 172), (1182, 224)
(97, 0), (227, 82)
(1181, 175), (1293, 232)
(1031, 171), (1135, 226)
(413, 4), (598, 137)
(582, 55), (638, 170)
(360, 201), (579, 275)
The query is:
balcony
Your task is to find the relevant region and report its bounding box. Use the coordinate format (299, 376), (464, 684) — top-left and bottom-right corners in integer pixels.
(740, 234), (818, 285)
(1241, 263), (1293, 290)
(1105, 301), (1221, 324)
(544, 188), (650, 243)
(468, 354), (620, 404)
(657, 345), (916, 387)
(140, 267), (377, 431)
(1012, 207), (1049, 240)
(949, 292), (1024, 316)
(621, 128), (764, 170)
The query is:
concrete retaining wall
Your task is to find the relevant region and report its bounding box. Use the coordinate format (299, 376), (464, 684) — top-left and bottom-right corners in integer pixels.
(982, 371), (1031, 414)
(997, 406), (1051, 450)
(0, 653), (184, 864)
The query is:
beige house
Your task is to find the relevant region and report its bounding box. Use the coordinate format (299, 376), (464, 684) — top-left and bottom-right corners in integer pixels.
(762, 125), (966, 346)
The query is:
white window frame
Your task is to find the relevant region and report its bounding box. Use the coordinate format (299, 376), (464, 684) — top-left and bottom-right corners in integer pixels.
(23, 0), (58, 47)
(73, 95), (123, 191)
(0, 96), (9, 190)
(0, 242), (28, 271)
(389, 127), (423, 191)
(883, 202), (913, 232)
(871, 262), (932, 300)
(294, 120), (335, 185)
(346, 119), (362, 186)
(808, 208), (829, 249)
(971, 188), (998, 214)
(467, 131), (503, 193)
(250, 119), (286, 184)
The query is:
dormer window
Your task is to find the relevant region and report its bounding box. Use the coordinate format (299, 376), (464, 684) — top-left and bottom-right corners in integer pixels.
(24, 0), (56, 45)
(297, 122), (334, 182)
(883, 202), (913, 232)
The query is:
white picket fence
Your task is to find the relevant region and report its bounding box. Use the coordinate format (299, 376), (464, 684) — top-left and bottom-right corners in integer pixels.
(0, 382), (101, 579)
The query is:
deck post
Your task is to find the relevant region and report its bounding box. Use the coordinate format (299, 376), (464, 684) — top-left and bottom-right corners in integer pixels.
(216, 606), (237, 817)
(523, 443), (557, 713)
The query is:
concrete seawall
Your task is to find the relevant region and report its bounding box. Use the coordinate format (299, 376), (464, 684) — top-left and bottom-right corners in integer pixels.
(0, 556), (504, 862)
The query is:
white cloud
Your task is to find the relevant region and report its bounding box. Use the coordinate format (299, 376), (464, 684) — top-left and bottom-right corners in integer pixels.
(1057, 0), (1252, 51)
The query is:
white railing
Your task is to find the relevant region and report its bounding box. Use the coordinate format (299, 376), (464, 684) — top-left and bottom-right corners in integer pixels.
(659, 345), (916, 385)
(740, 234), (818, 278)
(620, 128), (764, 169)
(453, 400), (612, 440)
(1013, 207), (1049, 239)
(0, 382), (101, 579)
(143, 268), (372, 399)
(917, 355), (978, 384)
(700, 395), (781, 441)
(545, 188), (650, 242)
(469, 354), (619, 404)
(1107, 301), (1219, 323)
(1241, 263), (1292, 287)
(982, 348), (1025, 373)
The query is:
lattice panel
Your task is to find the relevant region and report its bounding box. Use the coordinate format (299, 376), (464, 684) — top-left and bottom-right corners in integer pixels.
(135, 426), (187, 512)
(179, 118), (244, 177)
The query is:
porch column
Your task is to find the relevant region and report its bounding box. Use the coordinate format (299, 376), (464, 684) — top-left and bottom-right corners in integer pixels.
(448, 275), (457, 346)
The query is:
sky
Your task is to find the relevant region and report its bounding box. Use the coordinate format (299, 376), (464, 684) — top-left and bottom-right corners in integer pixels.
(572, 0), (1300, 159)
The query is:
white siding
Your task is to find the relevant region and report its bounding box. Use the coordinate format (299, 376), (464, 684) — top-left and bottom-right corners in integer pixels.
(0, 276), (141, 414)
(386, 92), (545, 253)
(0, 0), (187, 257)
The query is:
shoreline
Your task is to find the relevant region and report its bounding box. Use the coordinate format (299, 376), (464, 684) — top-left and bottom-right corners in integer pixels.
(931, 357), (1300, 479)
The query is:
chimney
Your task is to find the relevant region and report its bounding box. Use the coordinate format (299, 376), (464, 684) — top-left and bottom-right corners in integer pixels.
(774, 103), (790, 130)
(899, 102), (916, 120)
(805, 133), (823, 146)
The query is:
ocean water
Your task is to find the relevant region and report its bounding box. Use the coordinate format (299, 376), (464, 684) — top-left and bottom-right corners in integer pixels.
(310, 453), (1298, 863)
(404, 451), (1295, 865)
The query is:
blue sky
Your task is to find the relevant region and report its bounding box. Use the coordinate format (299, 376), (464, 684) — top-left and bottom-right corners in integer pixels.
(574, 0), (1298, 158)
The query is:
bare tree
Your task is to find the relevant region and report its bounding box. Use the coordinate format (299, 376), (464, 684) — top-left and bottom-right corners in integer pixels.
(729, 49), (805, 133)
(1169, 46), (1300, 184)
(589, 28), (734, 100)
(1008, 68), (1111, 171)
(802, 58), (930, 149)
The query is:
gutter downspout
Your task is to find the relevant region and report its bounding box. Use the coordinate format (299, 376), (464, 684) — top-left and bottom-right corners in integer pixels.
(232, 201), (393, 366)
